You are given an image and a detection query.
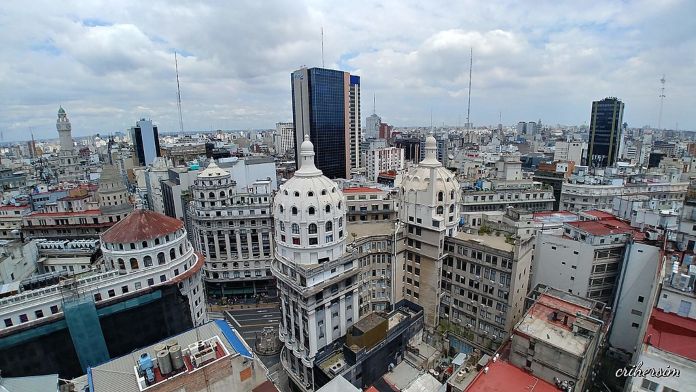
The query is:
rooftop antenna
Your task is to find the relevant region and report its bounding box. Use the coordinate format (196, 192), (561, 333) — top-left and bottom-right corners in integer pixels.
(658, 74), (666, 129)
(321, 26), (325, 68)
(373, 93), (376, 115)
(174, 51), (184, 134)
(466, 47), (473, 130)
(430, 108), (433, 131)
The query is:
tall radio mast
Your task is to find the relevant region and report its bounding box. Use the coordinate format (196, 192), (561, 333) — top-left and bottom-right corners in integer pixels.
(466, 47), (473, 130)
(657, 74), (666, 129)
(175, 52), (184, 134)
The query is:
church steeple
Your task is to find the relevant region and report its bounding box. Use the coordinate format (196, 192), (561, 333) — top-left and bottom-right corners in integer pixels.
(56, 106), (73, 153)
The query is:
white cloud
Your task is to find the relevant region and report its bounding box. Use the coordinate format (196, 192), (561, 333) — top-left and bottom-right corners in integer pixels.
(0, 0), (694, 141)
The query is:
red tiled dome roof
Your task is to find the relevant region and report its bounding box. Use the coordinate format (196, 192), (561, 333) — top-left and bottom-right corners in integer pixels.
(101, 209), (183, 243)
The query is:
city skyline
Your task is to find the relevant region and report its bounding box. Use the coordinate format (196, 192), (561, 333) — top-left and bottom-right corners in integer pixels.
(1, 0), (695, 141)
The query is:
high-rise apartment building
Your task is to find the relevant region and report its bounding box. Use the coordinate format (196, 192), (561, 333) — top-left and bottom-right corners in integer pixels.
(365, 113), (381, 140)
(131, 118), (161, 166)
(291, 67), (361, 179)
(588, 97), (624, 168)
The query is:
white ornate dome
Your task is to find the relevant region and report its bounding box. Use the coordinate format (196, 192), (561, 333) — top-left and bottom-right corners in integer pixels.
(399, 135), (460, 232)
(274, 135), (346, 264)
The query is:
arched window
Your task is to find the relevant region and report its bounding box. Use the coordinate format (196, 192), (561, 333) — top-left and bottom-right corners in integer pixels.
(292, 207), (298, 215)
(142, 241), (148, 248)
(155, 238), (160, 245)
(284, 190), (288, 195)
(449, 204), (455, 213)
(291, 223), (300, 234)
(157, 252), (166, 265)
(233, 262), (239, 268)
(338, 201), (342, 210)
(220, 191), (226, 197)
(279, 205), (284, 213)
(321, 189), (327, 195)
(279, 221), (285, 231)
(326, 221), (333, 231)
(179, 244), (183, 255)
(332, 187), (336, 193)
(339, 217), (343, 227)
(117, 258), (125, 270)
(437, 206), (444, 214)
(143, 255), (153, 267)
(325, 204), (331, 213)
(130, 243), (136, 250)
(451, 190), (455, 200)
(308, 191), (314, 197)
(308, 223), (317, 234)
(438, 191), (444, 201)
(308, 206), (315, 215)
(130, 258), (139, 270)
(209, 192), (215, 198)
(170, 248), (176, 260)
(199, 192), (204, 199)
(294, 191), (300, 197)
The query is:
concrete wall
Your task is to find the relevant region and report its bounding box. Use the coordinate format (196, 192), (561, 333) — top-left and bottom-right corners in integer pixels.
(533, 235), (594, 297)
(609, 242), (661, 355)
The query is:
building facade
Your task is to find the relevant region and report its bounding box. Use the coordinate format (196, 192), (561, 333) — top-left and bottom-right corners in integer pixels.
(275, 122), (295, 156)
(588, 97), (624, 168)
(291, 67), (361, 179)
(190, 161), (275, 298)
(131, 118), (161, 167)
(365, 146), (404, 182)
(398, 135), (460, 330)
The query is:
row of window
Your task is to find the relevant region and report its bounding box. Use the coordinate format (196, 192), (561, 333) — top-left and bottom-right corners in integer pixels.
(278, 203), (342, 215)
(103, 231), (182, 251)
(111, 244), (187, 271)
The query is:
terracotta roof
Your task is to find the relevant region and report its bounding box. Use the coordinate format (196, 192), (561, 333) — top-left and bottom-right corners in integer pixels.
(101, 209), (183, 243)
(343, 187), (383, 193)
(582, 210), (615, 220)
(464, 359), (559, 392)
(566, 218), (645, 240)
(644, 308), (696, 361)
(252, 380), (280, 392)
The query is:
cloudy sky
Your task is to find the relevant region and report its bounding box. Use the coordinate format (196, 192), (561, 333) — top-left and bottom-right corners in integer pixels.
(1, 0), (695, 141)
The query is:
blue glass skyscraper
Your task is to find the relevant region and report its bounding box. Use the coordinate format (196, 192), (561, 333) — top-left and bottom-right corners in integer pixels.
(291, 67), (361, 179)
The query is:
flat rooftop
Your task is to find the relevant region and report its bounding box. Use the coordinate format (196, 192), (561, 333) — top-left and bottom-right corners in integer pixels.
(514, 293), (596, 357)
(85, 320), (253, 392)
(353, 312), (386, 332)
(453, 231), (513, 252)
(347, 221), (393, 243)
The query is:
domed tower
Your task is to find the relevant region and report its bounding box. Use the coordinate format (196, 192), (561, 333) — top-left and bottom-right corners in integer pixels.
(397, 135), (460, 330)
(273, 136), (353, 391)
(97, 164), (131, 215)
(100, 209), (207, 326)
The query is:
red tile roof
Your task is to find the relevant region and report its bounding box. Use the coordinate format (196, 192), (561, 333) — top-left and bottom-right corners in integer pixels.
(464, 359), (559, 392)
(644, 308), (696, 361)
(343, 187), (383, 193)
(252, 381), (279, 392)
(101, 209), (183, 243)
(582, 210), (615, 220)
(567, 218), (645, 241)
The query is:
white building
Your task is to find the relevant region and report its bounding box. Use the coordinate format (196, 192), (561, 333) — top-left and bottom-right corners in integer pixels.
(560, 181), (688, 213)
(273, 136), (357, 391)
(190, 161), (275, 297)
(275, 122), (295, 156)
(365, 146), (404, 182)
(218, 157), (278, 190)
(0, 209), (207, 331)
(554, 141), (586, 164)
(365, 113), (381, 140)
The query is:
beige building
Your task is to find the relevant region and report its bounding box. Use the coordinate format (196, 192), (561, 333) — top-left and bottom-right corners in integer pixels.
(397, 135), (460, 330)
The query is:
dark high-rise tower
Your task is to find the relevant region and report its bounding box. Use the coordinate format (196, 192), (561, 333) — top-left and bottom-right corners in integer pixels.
(130, 118), (161, 166)
(588, 97), (624, 168)
(291, 67), (361, 179)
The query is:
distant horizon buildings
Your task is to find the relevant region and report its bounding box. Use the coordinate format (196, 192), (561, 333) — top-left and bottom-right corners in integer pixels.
(291, 67), (361, 179)
(588, 97), (624, 168)
(130, 118), (161, 166)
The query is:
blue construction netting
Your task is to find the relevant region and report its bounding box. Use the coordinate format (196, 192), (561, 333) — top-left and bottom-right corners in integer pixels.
(64, 296), (110, 373)
(214, 319), (253, 358)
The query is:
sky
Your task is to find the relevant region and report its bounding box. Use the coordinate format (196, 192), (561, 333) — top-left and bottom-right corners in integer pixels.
(0, 0), (695, 141)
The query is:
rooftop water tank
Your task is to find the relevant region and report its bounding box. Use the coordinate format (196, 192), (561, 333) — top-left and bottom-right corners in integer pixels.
(170, 345), (185, 370)
(157, 350), (173, 376)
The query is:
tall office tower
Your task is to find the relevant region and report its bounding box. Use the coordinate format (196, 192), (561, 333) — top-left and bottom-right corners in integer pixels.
(273, 136), (354, 390)
(275, 122), (295, 156)
(365, 112), (381, 140)
(190, 161), (275, 297)
(398, 135), (460, 330)
(291, 67), (361, 179)
(588, 97), (624, 168)
(130, 118), (161, 166)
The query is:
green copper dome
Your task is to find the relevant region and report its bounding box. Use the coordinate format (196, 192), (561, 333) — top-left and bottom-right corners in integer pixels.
(58, 106), (65, 114)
